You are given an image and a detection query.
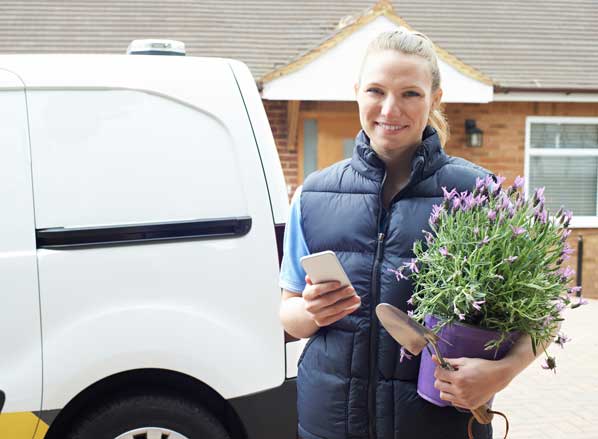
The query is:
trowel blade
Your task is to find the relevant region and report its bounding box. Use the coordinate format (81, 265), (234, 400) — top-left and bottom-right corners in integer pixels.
(375, 303), (434, 355)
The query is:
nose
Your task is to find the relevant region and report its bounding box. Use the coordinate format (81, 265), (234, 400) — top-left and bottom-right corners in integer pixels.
(380, 94), (401, 119)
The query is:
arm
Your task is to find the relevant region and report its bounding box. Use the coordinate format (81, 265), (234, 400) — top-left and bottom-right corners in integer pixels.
(433, 333), (554, 410)
(279, 277), (360, 339)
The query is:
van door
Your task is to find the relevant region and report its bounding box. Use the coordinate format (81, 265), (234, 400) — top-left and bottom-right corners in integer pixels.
(0, 69), (43, 438)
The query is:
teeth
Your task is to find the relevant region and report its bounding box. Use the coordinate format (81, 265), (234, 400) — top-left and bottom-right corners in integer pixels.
(378, 122), (405, 131)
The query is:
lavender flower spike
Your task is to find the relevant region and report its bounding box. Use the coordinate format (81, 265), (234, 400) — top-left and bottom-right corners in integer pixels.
(400, 346), (413, 362)
(554, 332), (571, 348)
(541, 356), (557, 373)
(439, 247), (450, 257)
(513, 175), (524, 189)
(487, 210), (497, 221)
(388, 267), (407, 281)
(472, 300), (485, 311)
(442, 186), (457, 200)
(511, 225), (526, 236)
(404, 258), (419, 273)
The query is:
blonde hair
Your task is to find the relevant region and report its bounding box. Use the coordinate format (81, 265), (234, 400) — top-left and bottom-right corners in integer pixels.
(358, 29), (449, 146)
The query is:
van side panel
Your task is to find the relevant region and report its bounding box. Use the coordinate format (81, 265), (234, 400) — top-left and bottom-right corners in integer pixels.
(24, 60), (285, 411)
(0, 70), (43, 437)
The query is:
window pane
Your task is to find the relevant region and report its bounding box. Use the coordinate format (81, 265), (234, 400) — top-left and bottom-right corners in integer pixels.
(529, 156), (597, 215)
(530, 123), (598, 149)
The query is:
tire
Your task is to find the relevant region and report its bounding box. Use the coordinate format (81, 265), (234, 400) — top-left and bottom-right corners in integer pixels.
(68, 393), (231, 439)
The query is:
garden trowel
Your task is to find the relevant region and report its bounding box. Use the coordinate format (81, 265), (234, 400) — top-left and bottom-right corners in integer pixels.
(375, 303), (494, 425)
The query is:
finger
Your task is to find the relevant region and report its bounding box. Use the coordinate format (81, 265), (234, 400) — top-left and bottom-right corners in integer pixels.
(303, 281), (342, 300)
(311, 293), (360, 319)
(305, 275), (313, 286)
(443, 357), (465, 367)
(305, 285), (358, 310)
(438, 390), (457, 403)
(315, 301), (361, 327)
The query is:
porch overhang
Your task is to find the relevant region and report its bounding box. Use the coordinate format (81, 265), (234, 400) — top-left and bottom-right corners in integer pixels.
(260, 16), (493, 104)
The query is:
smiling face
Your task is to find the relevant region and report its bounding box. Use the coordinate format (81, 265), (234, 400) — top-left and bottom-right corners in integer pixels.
(355, 49), (442, 161)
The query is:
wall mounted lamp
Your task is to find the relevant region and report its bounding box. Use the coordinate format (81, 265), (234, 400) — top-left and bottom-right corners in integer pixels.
(465, 119), (484, 148)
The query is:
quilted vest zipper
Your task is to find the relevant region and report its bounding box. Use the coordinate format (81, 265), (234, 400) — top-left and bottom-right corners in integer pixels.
(367, 173), (389, 439)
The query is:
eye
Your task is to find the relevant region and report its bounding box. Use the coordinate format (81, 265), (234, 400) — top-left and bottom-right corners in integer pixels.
(404, 90), (422, 97)
(366, 87), (383, 95)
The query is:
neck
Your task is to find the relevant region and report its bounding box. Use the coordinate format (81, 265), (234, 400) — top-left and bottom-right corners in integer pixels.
(371, 143), (418, 176)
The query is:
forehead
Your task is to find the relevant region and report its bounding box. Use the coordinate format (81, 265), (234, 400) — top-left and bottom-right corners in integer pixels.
(360, 50), (433, 88)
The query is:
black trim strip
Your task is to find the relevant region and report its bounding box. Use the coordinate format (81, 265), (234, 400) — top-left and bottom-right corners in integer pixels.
(36, 217), (252, 249)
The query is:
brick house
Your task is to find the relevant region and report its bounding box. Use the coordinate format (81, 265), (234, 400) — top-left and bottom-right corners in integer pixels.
(2, 0), (597, 296)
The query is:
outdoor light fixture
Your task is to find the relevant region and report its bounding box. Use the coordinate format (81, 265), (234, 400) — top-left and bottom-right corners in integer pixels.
(465, 119), (484, 148)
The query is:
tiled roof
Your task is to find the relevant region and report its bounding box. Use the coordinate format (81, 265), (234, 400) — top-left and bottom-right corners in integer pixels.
(1, 0), (596, 90)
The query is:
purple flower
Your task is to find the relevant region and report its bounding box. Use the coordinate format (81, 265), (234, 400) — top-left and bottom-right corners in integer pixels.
(430, 205), (444, 225)
(561, 229), (571, 242)
(504, 256), (518, 263)
(462, 194), (476, 211)
(480, 235), (490, 246)
(400, 346), (413, 362)
(559, 266), (575, 280)
(511, 225), (526, 236)
(473, 227), (480, 235)
(513, 176), (524, 189)
(555, 332), (571, 348)
(535, 209), (548, 224)
(452, 197), (461, 210)
(439, 247), (450, 257)
(388, 267), (407, 281)
(474, 194), (487, 206)
(572, 297), (589, 308)
(475, 176), (485, 190)
(568, 286), (582, 296)
(403, 258), (419, 273)
(487, 210), (497, 221)
(458, 313), (466, 321)
(563, 210), (573, 227)
(423, 230), (434, 245)
(407, 297), (414, 305)
(472, 300), (485, 311)
(541, 356), (557, 373)
(533, 187), (546, 206)
(561, 244), (574, 259)
(442, 186), (457, 200)
(500, 195), (511, 210)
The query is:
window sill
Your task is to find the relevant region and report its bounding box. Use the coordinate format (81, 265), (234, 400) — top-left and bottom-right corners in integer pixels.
(570, 217), (598, 229)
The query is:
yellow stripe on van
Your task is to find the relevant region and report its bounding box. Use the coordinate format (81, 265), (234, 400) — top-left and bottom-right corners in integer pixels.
(0, 412), (48, 439)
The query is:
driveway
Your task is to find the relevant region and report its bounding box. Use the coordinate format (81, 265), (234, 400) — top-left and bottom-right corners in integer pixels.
(492, 298), (598, 439)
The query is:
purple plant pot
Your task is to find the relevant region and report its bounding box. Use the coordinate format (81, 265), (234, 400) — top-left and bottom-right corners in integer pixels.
(417, 315), (519, 407)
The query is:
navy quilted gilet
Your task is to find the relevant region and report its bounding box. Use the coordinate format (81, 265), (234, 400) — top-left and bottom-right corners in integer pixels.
(296, 127), (493, 439)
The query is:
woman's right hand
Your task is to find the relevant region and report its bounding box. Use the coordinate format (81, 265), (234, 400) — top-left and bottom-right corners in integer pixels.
(302, 275), (361, 327)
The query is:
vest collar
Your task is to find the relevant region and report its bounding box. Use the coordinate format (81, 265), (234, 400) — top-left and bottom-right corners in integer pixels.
(351, 126), (448, 184)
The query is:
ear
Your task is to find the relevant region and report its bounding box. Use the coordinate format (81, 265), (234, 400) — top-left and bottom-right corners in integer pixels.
(432, 88), (443, 109)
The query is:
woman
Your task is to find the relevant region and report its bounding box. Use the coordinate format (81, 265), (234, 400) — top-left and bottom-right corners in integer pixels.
(279, 29), (537, 439)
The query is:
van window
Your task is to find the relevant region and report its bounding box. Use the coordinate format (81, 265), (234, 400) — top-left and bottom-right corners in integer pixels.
(28, 90), (246, 228)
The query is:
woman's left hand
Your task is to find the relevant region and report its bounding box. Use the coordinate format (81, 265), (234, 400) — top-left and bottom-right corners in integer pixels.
(432, 355), (514, 409)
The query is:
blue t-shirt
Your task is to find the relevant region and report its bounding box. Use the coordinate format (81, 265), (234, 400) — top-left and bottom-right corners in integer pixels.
(279, 187), (310, 293)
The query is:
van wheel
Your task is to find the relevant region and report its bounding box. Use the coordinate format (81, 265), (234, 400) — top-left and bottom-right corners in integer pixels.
(69, 394), (230, 439)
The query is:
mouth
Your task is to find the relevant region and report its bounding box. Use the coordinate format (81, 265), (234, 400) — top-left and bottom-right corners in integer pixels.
(375, 122), (408, 132)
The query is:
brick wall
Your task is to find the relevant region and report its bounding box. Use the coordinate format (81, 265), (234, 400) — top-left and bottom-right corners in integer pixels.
(263, 100), (298, 195)
(263, 99), (598, 298)
(446, 102), (598, 299)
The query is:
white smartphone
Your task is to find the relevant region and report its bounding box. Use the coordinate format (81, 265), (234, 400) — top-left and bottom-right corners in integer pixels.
(300, 250), (351, 287)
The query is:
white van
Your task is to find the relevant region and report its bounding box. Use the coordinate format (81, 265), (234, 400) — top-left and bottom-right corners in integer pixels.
(0, 51), (300, 439)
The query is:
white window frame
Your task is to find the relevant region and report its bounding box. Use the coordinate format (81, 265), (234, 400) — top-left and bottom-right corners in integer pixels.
(525, 116), (598, 229)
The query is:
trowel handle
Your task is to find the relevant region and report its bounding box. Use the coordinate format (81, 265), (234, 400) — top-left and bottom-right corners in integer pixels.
(470, 403), (494, 424)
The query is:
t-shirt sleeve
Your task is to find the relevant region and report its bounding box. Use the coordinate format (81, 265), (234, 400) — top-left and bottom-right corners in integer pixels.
(279, 187), (309, 293)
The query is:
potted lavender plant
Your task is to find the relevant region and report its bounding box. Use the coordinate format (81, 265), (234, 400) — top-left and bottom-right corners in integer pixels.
(392, 175), (585, 406)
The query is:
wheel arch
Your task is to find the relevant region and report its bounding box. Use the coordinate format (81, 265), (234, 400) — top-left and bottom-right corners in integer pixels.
(43, 368), (247, 439)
